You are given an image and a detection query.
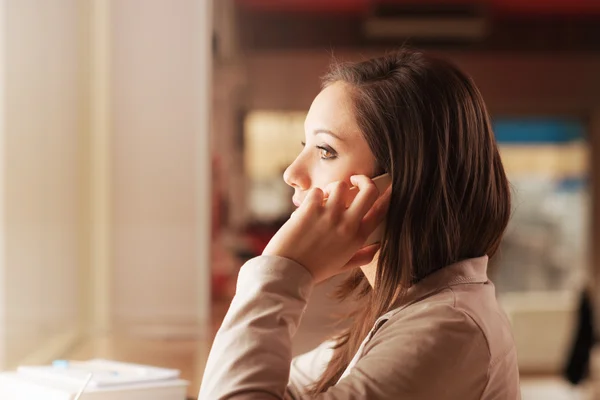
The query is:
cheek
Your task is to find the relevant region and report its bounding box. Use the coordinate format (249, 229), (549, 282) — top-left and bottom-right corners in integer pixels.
(309, 163), (369, 191)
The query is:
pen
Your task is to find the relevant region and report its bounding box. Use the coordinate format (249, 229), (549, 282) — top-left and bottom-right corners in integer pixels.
(73, 373), (93, 400)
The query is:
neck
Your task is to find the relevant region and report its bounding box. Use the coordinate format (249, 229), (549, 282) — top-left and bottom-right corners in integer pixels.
(360, 251), (379, 288)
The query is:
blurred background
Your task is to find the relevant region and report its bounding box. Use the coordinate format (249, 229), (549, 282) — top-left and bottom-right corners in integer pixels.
(0, 0), (599, 399)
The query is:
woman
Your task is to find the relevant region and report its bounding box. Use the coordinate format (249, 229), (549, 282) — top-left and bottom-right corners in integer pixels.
(200, 49), (520, 399)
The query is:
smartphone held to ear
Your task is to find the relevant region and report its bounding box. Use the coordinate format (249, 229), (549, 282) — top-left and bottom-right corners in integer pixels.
(361, 173), (391, 246)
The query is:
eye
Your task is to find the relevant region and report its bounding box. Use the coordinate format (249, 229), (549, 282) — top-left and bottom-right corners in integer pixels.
(317, 145), (337, 160)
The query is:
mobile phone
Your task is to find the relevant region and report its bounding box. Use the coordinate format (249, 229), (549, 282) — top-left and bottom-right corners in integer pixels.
(361, 173), (391, 246)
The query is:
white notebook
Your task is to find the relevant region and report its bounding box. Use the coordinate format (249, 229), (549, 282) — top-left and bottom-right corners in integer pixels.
(0, 360), (188, 400)
(18, 359), (181, 388)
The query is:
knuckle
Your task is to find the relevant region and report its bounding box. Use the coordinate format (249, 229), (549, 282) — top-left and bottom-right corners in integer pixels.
(323, 210), (338, 225)
(337, 222), (356, 238)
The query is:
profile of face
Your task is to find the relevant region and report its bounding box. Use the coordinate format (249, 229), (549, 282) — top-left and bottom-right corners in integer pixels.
(283, 82), (377, 208)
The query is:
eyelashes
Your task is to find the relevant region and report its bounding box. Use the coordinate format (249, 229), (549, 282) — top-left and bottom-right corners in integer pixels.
(317, 145), (337, 160)
(300, 141), (338, 160)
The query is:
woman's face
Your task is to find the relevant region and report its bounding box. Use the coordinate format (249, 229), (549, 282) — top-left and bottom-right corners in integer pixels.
(284, 82), (377, 208)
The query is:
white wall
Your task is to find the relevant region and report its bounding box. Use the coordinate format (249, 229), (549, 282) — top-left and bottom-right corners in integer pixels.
(110, 0), (211, 334)
(0, 0), (82, 368)
(0, 0), (213, 368)
(0, 0), (7, 369)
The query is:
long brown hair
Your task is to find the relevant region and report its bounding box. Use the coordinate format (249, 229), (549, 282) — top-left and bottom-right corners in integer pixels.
(311, 49), (511, 393)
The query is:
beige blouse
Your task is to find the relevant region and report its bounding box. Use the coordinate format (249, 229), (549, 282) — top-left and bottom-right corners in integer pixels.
(199, 255), (521, 399)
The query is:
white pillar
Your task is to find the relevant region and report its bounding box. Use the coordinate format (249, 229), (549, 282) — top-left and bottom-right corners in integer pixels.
(0, 0), (7, 370)
(85, 0), (113, 338)
(197, 0), (213, 334)
(110, 0), (211, 336)
(0, 0), (82, 368)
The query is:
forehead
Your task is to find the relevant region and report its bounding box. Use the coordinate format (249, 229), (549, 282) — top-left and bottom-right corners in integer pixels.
(304, 82), (360, 137)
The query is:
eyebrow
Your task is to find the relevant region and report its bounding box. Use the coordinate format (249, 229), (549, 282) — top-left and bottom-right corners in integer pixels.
(314, 129), (344, 141)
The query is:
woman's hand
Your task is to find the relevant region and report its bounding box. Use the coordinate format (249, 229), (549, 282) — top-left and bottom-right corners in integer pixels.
(262, 175), (391, 283)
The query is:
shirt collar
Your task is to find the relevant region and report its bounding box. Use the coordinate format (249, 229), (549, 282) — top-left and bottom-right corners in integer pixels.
(376, 255), (490, 324)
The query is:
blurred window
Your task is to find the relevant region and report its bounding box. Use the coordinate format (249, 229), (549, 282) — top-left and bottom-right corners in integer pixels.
(492, 117), (588, 294)
(243, 111), (305, 222)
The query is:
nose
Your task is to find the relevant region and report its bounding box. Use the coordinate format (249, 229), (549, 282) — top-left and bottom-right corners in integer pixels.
(283, 158), (310, 190)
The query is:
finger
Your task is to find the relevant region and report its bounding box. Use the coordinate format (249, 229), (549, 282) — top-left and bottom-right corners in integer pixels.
(343, 243), (380, 270)
(324, 181), (350, 219)
(300, 187), (324, 215)
(347, 175), (380, 221)
(360, 185), (392, 236)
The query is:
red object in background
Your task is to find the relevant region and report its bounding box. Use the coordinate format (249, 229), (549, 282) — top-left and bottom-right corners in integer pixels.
(211, 272), (229, 300)
(245, 226), (278, 255)
(238, 0), (368, 14)
(237, 0), (600, 16)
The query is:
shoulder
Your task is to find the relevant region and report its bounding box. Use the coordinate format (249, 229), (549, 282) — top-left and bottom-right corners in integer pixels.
(373, 280), (516, 359)
(347, 291), (491, 398)
(372, 288), (490, 350)
(364, 288), (491, 376)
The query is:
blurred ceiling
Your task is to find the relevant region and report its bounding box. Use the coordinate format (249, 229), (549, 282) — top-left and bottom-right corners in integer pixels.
(237, 0), (600, 16)
(230, 0), (600, 51)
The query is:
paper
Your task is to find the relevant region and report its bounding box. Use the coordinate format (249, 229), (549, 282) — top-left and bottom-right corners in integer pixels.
(17, 359), (180, 388)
